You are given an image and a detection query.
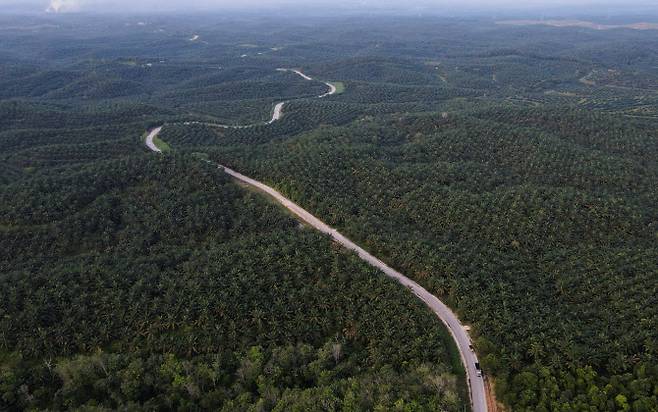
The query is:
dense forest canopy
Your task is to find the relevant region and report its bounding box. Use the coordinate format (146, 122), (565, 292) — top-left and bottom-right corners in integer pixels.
(1, 13), (657, 411)
(0, 155), (467, 410)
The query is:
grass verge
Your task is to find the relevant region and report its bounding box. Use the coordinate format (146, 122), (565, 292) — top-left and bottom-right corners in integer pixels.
(330, 81), (345, 94)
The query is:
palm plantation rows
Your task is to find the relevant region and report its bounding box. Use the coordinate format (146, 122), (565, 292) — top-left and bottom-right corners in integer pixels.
(0, 13), (657, 412)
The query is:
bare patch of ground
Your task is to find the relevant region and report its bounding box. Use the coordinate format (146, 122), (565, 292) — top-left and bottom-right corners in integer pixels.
(497, 19), (658, 31)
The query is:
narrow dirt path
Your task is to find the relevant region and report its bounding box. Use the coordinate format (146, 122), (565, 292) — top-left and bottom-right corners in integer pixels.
(486, 378), (500, 412)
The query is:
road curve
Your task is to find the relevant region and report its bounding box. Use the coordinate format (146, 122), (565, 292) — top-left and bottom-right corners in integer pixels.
(278, 68), (337, 99)
(142, 68), (487, 411)
(145, 126), (163, 153)
(182, 69), (335, 130)
(218, 164), (488, 412)
(143, 127), (486, 411)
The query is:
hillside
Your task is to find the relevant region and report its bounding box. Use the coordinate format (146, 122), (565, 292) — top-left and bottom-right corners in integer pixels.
(0, 14), (657, 411)
(0, 155), (466, 410)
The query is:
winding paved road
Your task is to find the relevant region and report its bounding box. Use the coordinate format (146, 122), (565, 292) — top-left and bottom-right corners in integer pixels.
(143, 68), (488, 412)
(145, 126), (163, 153)
(282, 69), (338, 98)
(181, 69), (335, 130)
(219, 164), (488, 412)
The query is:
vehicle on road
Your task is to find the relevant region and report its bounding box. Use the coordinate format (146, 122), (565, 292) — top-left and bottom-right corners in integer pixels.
(475, 362), (483, 377)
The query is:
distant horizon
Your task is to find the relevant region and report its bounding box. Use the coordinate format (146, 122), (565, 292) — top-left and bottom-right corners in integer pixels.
(1, 0), (658, 18)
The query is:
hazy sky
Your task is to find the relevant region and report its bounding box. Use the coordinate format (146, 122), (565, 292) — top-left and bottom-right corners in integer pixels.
(2, 0), (656, 14)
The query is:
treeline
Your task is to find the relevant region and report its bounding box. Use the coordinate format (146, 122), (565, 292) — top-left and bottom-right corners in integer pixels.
(0, 100), (172, 130)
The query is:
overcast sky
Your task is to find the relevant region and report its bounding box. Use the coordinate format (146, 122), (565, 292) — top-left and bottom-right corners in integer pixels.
(2, 0), (656, 14)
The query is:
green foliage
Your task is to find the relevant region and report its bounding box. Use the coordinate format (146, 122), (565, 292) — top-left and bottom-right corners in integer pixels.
(0, 155), (465, 411)
(208, 107), (658, 411)
(1, 13), (658, 411)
